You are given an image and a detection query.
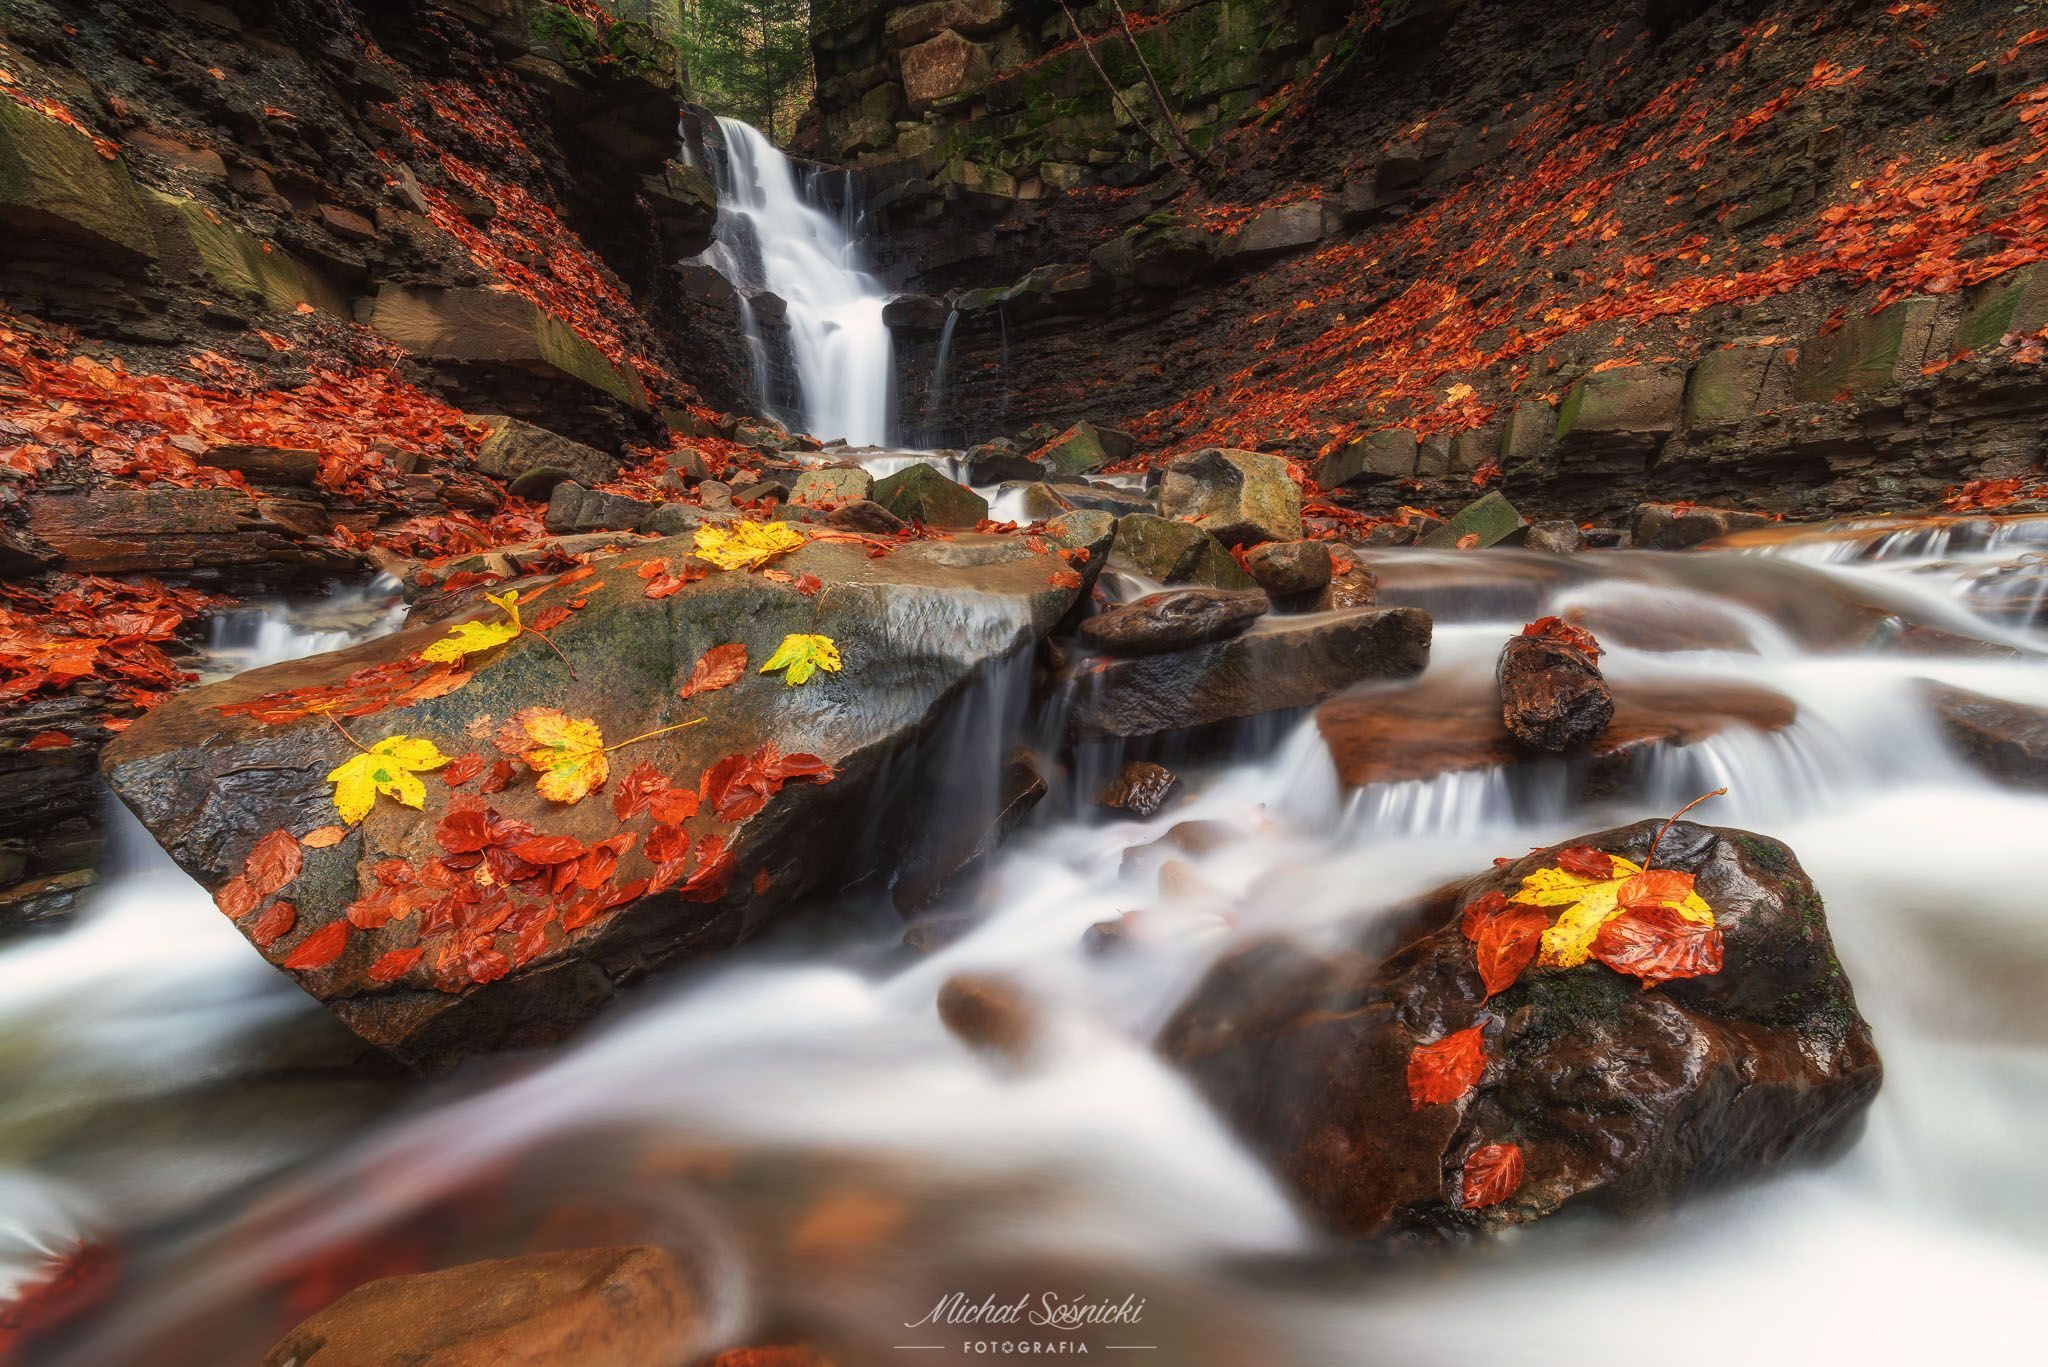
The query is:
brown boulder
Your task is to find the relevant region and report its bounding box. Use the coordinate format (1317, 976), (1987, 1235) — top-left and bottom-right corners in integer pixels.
(1159, 821), (1881, 1237)
(1243, 540), (1333, 599)
(1497, 632), (1613, 752)
(1094, 761), (1180, 818)
(937, 972), (1040, 1063)
(261, 1246), (699, 1367)
(1928, 684), (2048, 788)
(1077, 588), (1268, 656)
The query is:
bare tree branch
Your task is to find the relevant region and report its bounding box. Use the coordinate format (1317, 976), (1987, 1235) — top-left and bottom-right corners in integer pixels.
(1107, 0), (1214, 175)
(1055, 2), (1191, 179)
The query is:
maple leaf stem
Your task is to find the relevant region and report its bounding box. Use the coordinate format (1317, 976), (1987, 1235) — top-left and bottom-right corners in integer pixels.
(603, 716), (706, 752)
(1642, 787), (1729, 871)
(521, 626), (577, 677)
(320, 710), (372, 753)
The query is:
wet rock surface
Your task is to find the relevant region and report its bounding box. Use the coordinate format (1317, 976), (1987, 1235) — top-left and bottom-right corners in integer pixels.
(260, 1246), (700, 1367)
(1159, 821), (1881, 1238)
(1078, 588), (1269, 656)
(1094, 760), (1181, 818)
(1928, 684), (2048, 788)
(1063, 607), (1432, 742)
(102, 535), (1083, 1066)
(1497, 633), (1614, 752)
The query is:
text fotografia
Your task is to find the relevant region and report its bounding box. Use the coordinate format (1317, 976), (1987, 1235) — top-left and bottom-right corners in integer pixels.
(900, 1292), (1152, 1354)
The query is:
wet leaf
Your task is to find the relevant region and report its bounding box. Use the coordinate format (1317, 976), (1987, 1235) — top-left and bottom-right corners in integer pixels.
(244, 829), (302, 898)
(442, 751), (484, 786)
(1408, 1024), (1487, 1108)
(215, 876), (259, 920)
(1467, 901), (1550, 997)
(1521, 614), (1602, 659)
(1555, 845), (1620, 879)
(419, 589), (522, 664)
(512, 707), (607, 803)
(300, 825), (349, 848)
(326, 734), (451, 824)
(1514, 850), (1712, 969)
(1461, 1142), (1523, 1209)
(679, 643), (748, 699)
(249, 900), (297, 948)
(759, 633), (840, 687)
(1592, 903), (1725, 985)
(281, 920), (349, 970)
(367, 946), (423, 982)
(692, 519), (808, 571)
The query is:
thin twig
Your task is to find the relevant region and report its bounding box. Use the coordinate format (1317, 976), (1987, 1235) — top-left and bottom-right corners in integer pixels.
(1642, 787), (1727, 872)
(1056, 2), (1190, 178)
(604, 716), (706, 752)
(1107, 0), (1213, 176)
(521, 627), (578, 678)
(320, 710), (371, 753)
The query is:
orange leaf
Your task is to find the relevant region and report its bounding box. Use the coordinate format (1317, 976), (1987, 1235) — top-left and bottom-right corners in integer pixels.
(281, 920), (349, 970)
(1555, 845), (1619, 879)
(300, 825), (349, 848)
(679, 643), (747, 699)
(1591, 904), (1724, 985)
(23, 730), (72, 750)
(1407, 1024), (1487, 1108)
(249, 900), (297, 948)
(1468, 902), (1549, 997)
(367, 946), (424, 982)
(1461, 1142), (1523, 1208)
(215, 876), (259, 920)
(243, 830), (302, 898)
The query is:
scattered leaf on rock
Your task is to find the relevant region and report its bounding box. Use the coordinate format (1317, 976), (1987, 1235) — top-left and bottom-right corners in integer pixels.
(1465, 899), (1551, 997)
(281, 920), (349, 971)
(326, 734), (452, 824)
(1408, 1023), (1488, 1108)
(243, 829), (303, 898)
(300, 825), (349, 849)
(510, 707), (608, 803)
(759, 633), (841, 687)
(679, 643), (747, 699)
(692, 520), (809, 572)
(1591, 902), (1726, 985)
(1522, 614), (1602, 659)
(420, 589), (522, 664)
(1461, 1142), (1524, 1209)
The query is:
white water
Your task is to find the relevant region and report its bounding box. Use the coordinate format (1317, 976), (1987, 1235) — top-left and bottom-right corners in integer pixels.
(7, 524), (2048, 1364)
(694, 118), (896, 447)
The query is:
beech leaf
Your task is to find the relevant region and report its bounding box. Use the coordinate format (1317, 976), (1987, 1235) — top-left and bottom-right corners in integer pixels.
(691, 519), (808, 572)
(679, 642), (748, 698)
(1408, 1024), (1488, 1108)
(1461, 1142), (1524, 1209)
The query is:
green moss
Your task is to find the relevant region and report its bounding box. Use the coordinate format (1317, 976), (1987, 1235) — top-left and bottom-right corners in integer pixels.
(1734, 835), (1791, 875)
(1500, 969), (1633, 1058)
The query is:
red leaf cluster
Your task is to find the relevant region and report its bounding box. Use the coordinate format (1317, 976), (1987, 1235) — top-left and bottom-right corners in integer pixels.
(1521, 615), (1602, 660)
(1591, 902), (1725, 986)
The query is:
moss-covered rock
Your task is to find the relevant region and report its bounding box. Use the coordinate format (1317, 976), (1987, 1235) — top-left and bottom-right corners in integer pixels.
(872, 461), (989, 526)
(1108, 513), (1254, 588)
(0, 100), (156, 259)
(1157, 448), (1302, 546)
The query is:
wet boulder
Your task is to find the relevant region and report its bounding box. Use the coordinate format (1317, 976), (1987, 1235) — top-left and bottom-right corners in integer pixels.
(1031, 420), (1135, 477)
(261, 1246), (700, 1367)
(1159, 821), (1881, 1238)
(1063, 606), (1431, 741)
(1078, 588), (1268, 656)
(1243, 540), (1333, 600)
(1158, 448), (1303, 547)
(1416, 491), (1523, 549)
(1107, 514), (1254, 589)
(1094, 761), (1181, 818)
(102, 533), (1084, 1067)
(871, 462), (988, 527)
(470, 415), (615, 499)
(1497, 629), (1613, 752)
(1928, 684), (2048, 788)
(1632, 502), (1775, 550)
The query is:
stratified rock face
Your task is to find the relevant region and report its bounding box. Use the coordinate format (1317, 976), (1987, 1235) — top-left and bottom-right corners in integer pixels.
(260, 1246), (700, 1367)
(1160, 821), (1881, 1238)
(1078, 588), (1268, 656)
(103, 534), (1081, 1066)
(1497, 633), (1614, 752)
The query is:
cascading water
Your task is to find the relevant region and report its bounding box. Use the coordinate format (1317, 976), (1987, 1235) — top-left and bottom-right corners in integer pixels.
(692, 118), (896, 447)
(8, 524), (2048, 1364)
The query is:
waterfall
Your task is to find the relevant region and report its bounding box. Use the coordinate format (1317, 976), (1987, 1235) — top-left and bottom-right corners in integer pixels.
(693, 117), (895, 447)
(924, 307), (960, 443)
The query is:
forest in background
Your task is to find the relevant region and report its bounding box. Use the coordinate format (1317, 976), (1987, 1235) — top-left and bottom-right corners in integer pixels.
(679, 0), (814, 140)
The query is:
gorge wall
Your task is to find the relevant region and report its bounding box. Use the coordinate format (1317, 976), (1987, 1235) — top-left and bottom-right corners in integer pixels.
(841, 0), (2048, 523)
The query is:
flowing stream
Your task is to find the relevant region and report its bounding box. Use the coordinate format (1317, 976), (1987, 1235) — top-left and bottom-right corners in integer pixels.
(3, 521), (2045, 1364)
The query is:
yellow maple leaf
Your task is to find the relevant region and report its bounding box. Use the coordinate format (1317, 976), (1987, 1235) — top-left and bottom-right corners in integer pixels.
(326, 734), (450, 824)
(759, 633), (841, 686)
(514, 706), (608, 803)
(1513, 855), (1712, 967)
(420, 589), (522, 664)
(692, 520), (809, 572)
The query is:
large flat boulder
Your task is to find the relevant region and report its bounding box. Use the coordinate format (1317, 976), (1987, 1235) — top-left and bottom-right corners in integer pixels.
(103, 532), (1084, 1066)
(1063, 607), (1431, 741)
(1160, 821), (1880, 1237)
(0, 100), (156, 259)
(366, 285), (649, 412)
(0, 487), (364, 575)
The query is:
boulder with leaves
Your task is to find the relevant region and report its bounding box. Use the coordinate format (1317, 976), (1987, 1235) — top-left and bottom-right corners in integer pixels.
(1160, 816), (1879, 1239)
(102, 529), (1091, 1066)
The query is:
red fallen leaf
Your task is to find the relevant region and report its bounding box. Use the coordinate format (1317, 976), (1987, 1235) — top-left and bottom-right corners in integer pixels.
(1556, 845), (1620, 879)
(367, 946), (423, 982)
(442, 751), (484, 786)
(752, 867), (773, 896)
(648, 786), (698, 824)
(1458, 890), (1510, 937)
(300, 825), (349, 848)
(760, 568), (794, 584)
(281, 920), (349, 970)
(1470, 903), (1550, 996)
(531, 604), (572, 632)
(510, 833), (585, 865)
(636, 558), (670, 580)
(1461, 1142), (1523, 1209)
(793, 573), (822, 596)
(1050, 569), (1083, 589)
(1407, 1024), (1488, 1108)
(613, 760), (669, 820)
(679, 643), (747, 699)
(346, 886), (411, 930)
(511, 918), (551, 967)
(400, 669), (471, 703)
(678, 833), (734, 902)
(463, 942), (511, 985)
(435, 802), (492, 855)
(215, 875), (259, 920)
(645, 822), (691, 864)
(644, 572), (687, 599)
(1591, 904), (1724, 985)
(555, 565), (596, 588)
(479, 758), (514, 794)
(23, 730), (72, 750)
(249, 900), (297, 948)
(1522, 615), (1602, 659)
(244, 829), (303, 898)
(1619, 867), (1696, 912)
(1455, 533), (1481, 549)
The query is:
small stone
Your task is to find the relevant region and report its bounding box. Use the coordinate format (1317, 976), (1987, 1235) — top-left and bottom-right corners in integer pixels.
(1031, 420), (1135, 476)
(1244, 540), (1332, 598)
(827, 498), (907, 534)
(1314, 547), (1378, 609)
(937, 972), (1039, 1063)
(1094, 761), (1181, 818)
(1522, 519), (1586, 554)
(1157, 448), (1303, 546)
(1107, 514), (1254, 589)
(1416, 491), (1523, 549)
(1498, 632), (1613, 752)
(791, 467), (874, 506)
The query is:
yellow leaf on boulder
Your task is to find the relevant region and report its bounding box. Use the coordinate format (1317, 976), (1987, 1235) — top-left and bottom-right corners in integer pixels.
(1512, 853), (1712, 968)
(692, 520), (809, 572)
(759, 633), (841, 687)
(513, 706), (608, 803)
(420, 589), (522, 664)
(326, 734), (451, 824)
